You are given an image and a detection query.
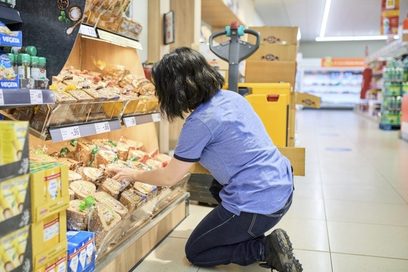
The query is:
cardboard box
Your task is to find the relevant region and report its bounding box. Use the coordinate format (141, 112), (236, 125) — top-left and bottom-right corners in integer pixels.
(30, 163), (69, 222)
(245, 61), (297, 86)
(0, 121), (29, 181)
(0, 225), (32, 272)
(0, 174), (31, 237)
(248, 26), (299, 45)
(67, 231), (96, 272)
(34, 250), (67, 272)
(248, 44), (298, 62)
(32, 211), (67, 268)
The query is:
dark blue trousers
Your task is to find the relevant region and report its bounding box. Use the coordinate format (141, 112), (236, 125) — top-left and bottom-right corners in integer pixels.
(185, 183), (292, 267)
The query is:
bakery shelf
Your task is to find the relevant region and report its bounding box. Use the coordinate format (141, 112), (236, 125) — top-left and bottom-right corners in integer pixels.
(123, 112), (161, 127)
(0, 89), (55, 107)
(79, 24), (143, 50)
(202, 0), (245, 28)
(366, 40), (408, 64)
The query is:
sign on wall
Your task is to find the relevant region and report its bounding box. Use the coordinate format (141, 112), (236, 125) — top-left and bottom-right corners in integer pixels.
(381, 0), (400, 35)
(321, 58), (365, 68)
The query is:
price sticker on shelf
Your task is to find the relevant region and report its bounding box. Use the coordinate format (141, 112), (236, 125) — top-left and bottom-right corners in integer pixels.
(79, 24), (97, 38)
(123, 117), (137, 127)
(152, 113), (161, 122)
(0, 89), (4, 105)
(29, 89), (43, 104)
(60, 126), (81, 141)
(95, 122), (110, 134)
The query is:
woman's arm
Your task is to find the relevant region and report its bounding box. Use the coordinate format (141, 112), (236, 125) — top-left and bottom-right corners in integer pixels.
(109, 158), (194, 187)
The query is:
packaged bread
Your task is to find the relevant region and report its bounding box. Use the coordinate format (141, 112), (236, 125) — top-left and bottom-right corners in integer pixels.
(53, 91), (77, 103)
(69, 180), (96, 199)
(95, 149), (118, 167)
(120, 138), (144, 150)
(133, 182), (157, 196)
(116, 141), (130, 160)
(58, 158), (82, 170)
(66, 90), (94, 102)
(75, 142), (95, 164)
(94, 191), (128, 217)
(68, 170), (82, 182)
(130, 161), (153, 172)
(69, 189), (75, 200)
(145, 159), (162, 170)
(88, 203), (121, 246)
(127, 149), (149, 162)
(100, 178), (130, 199)
(79, 167), (104, 183)
(154, 154), (172, 167)
(120, 188), (145, 211)
(104, 161), (132, 177)
(67, 198), (95, 230)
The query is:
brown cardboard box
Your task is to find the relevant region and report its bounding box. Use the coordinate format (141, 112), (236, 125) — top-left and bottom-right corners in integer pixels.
(248, 44), (298, 62)
(245, 61), (297, 86)
(248, 26), (299, 45)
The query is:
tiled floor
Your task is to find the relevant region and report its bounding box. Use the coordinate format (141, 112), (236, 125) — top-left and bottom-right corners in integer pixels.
(132, 110), (408, 272)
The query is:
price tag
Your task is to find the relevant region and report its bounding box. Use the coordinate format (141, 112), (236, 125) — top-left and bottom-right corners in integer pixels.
(0, 89), (4, 105)
(79, 24), (98, 38)
(60, 126), (81, 141)
(29, 89), (43, 104)
(152, 113), (161, 122)
(124, 117), (137, 127)
(95, 122), (110, 134)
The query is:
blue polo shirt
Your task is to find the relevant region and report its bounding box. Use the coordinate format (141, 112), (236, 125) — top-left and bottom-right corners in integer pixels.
(174, 90), (293, 215)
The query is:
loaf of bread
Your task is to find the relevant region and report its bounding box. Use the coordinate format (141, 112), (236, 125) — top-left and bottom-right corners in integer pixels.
(94, 191), (128, 217)
(95, 149), (118, 167)
(69, 189), (75, 200)
(145, 159), (162, 170)
(116, 141), (130, 161)
(127, 149), (149, 162)
(79, 167), (104, 183)
(58, 158), (82, 170)
(68, 170), (82, 182)
(120, 188), (145, 211)
(69, 180), (96, 199)
(121, 138), (144, 151)
(88, 203), (121, 246)
(67, 199), (92, 230)
(133, 182), (157, 196)
(154, 154), (172, 167)
(75, 142), (94, 164)
(100, 178), (130, 199)
(104, 162), (132, 178)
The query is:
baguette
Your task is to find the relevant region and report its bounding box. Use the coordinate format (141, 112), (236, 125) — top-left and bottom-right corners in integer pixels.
(69, 180), (96, 199)
(94, 191), (128, 217)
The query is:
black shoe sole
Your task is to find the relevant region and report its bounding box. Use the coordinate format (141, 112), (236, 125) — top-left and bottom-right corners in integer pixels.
(267, 229), (303, 272)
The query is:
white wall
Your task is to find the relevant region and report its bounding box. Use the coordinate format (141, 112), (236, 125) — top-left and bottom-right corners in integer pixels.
(131, 0), (148, 63)
(299, 40), (387, 58)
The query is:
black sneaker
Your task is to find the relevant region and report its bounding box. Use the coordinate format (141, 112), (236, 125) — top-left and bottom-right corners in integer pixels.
(260, 229), (303, 272)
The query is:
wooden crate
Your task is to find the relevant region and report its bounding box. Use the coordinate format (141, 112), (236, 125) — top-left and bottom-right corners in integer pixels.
(248, 44), (298, 62)
(248, 26), (299, 45)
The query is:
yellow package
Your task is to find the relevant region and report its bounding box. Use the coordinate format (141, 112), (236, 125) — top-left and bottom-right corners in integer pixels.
(31, 163), (69, 222)
(12, 175), (29, 213)
(0, 179), (19, 220)
(0, 122), (28, 166)
(12, 226), (29, 265)
(34, 251), (67, 272)
(32, 211), (67, 268)
(0, 232), (20, 271)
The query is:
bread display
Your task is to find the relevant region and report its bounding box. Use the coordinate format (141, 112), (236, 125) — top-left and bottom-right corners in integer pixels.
(67, 199), (93, 230)
(120, 188), (145, 211)
(94, 191), (128, 218)
(88, 203), (122, 246)
(69, 180), (96, 199)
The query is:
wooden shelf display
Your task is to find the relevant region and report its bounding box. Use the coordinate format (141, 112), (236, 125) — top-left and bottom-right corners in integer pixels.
(201, 0), (245, 28)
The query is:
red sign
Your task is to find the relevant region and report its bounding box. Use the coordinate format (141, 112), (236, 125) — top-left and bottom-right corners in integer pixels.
(321, 58), (365, 68)
(381, 0), (400, 35)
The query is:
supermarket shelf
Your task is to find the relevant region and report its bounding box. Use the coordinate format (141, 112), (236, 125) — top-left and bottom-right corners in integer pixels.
(0, 4), (22, 27)
(49, 119), (121, 142)
(79, 24), (143, 50)
(366, 40), (408, 63)
(123, 112), (161, 127)
(202, 0), (245, 28)
(0, 89), (55, 107)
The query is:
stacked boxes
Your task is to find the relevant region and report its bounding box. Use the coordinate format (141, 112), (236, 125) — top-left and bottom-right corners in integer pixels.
(30, 162), (69, 271)
(67, 231), (96, 272)
(0, 121), (32, 272)
(246, 26), (299, 87)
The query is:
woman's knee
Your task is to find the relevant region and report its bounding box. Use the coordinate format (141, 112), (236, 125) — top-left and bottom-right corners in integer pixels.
(185, 239), (199, 264)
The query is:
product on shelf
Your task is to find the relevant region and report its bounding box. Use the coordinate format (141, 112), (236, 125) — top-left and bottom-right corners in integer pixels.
(0, 175), (29, 221)
(119, 188), (146, 211)
(0, 225), (29, 272)
(0, 121), (28, 169)
(93, 191), (128, 218)
(67, 231), (96, 272)
(69, 180), (97, 200)
(67, 198), (95, 231)
(88, 203), (121, 246)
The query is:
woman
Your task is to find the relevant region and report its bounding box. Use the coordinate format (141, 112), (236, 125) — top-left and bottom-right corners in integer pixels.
(109, 47), (302, 272)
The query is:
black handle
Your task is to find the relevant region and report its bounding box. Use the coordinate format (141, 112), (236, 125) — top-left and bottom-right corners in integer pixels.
(209, 31), (228, 61)
(243, 29), (260, 53)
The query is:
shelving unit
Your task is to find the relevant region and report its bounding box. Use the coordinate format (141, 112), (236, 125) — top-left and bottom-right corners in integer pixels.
(0, 89), (55, 107)
(201, 0), (245, 28)
(366, 40), (408, 64)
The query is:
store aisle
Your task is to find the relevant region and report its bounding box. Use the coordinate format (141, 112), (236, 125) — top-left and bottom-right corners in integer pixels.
(132, 110), (408, 272)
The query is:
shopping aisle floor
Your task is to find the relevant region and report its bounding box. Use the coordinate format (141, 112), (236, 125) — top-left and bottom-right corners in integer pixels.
(132, 110), (408, 272)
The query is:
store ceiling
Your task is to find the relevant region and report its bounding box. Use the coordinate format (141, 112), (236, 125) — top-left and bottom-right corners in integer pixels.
(253, 0), (385, 41)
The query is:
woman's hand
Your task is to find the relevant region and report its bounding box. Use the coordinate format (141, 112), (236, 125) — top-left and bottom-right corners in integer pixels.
(107, 167), (140, 183)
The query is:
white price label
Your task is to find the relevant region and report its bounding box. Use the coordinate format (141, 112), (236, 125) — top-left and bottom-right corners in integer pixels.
(124, 117), (137, 127)
(29, 89), (43, 104)
(44, 219), (59, 241)
(95, 122), (110, 134)
(0, 89), (4, 105)
(152, 113), (161, 122)
(60, 126), (81, 141)
(79, 24), (98, 38)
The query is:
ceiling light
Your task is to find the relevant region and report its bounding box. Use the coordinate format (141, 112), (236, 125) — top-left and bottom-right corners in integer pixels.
(319, 0), (332, 37)
(315, 35), (399, 42)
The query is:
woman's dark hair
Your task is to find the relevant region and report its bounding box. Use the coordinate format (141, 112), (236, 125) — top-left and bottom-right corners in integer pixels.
(152, 47), (224, 121)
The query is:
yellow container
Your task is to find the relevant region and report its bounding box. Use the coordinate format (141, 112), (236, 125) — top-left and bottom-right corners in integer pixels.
(31, 211), (67, 269)
(30, 163), (69, 222)
(33, 248), (67, 272)
(0, 121), (28, 166)
(0, 175), (29, 222)
(239, 83), (291, 147)
(0, 225), (29, 272)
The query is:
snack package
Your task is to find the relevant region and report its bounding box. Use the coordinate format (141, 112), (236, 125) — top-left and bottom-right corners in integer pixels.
(93, 191), (128, 217)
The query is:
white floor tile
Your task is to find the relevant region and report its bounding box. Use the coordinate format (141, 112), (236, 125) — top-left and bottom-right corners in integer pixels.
(325, 200), (408, 226)
(294, 250), (332, 272)
(132, 237), (198, 272)
(332, 253), (408, 272)
(328, 222), (408, 259)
